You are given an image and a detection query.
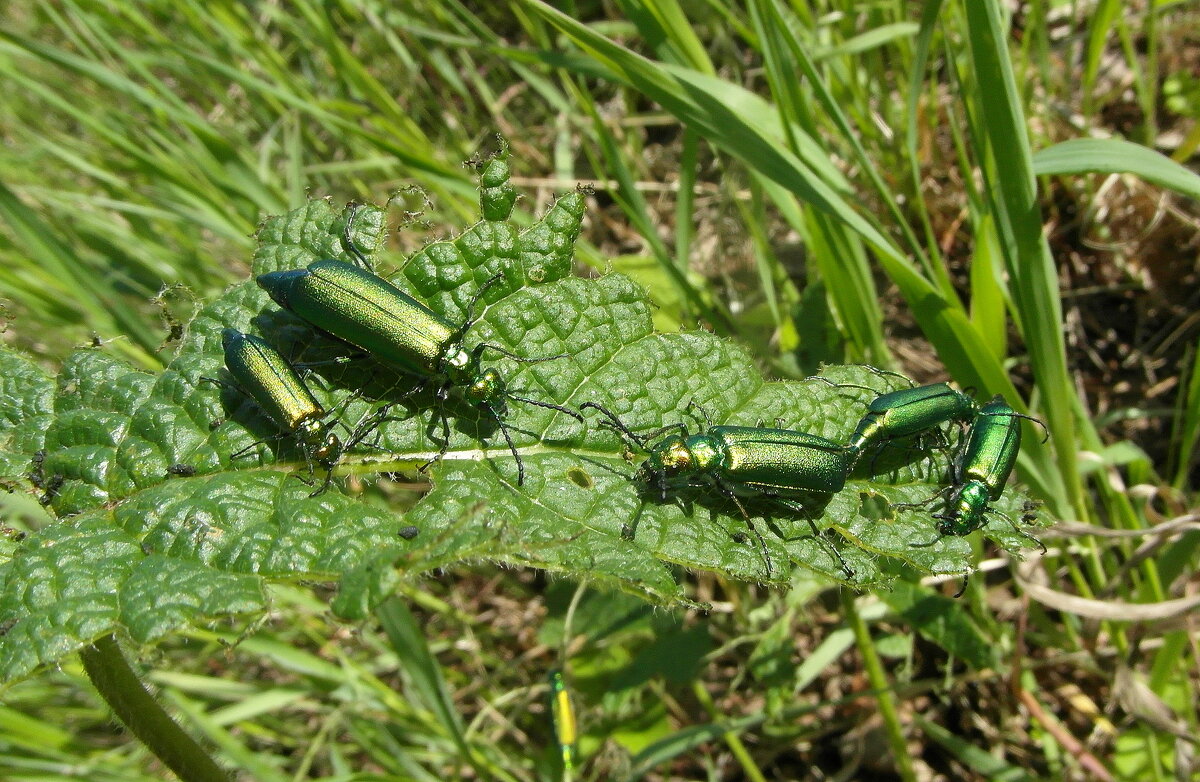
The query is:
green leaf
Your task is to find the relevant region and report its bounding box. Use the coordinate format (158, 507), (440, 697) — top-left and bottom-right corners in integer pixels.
(814, 22), (920, 61)
(0, 348), (54, 481)
(879, 581), (997, 670)
(0, 158), (1040, 684)
(1032, 137), (1200, 201)
(0, 472), (426, 682)
(411, 356), (1036, 594)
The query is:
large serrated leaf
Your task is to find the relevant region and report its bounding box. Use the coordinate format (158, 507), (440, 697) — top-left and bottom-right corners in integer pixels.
(0, 157), (1041, 684)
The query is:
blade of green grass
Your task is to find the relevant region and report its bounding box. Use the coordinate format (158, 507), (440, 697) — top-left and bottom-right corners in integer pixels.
(617, 0), (715, 75)
(969, 212), (1008, 362)
(675, 127), (698, 277)
(164, 688), (288, 782)
(376, 597), (519, 782)
(961, 0), (1080, 516)
(814, 22), (920, 61)
(0, 183), (159, 365)
(1032, 138), (1200, 200)
(904, 0), (953, 286)
(1170, 337), (1200, 489)
(1081, 0), (1123, 117)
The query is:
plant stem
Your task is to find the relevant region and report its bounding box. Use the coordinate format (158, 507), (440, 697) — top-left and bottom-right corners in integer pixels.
(842, 591), (917, 782)
(79, 633), (229, 782)
(691, 680), (768, 782)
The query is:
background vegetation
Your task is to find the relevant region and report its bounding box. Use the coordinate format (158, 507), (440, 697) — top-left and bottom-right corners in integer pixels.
(1, 0), (1198, 779)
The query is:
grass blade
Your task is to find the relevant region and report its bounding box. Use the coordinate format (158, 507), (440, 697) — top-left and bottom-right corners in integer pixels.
(962, 0), (1081, 515)
(1032, 138), (1200, 200)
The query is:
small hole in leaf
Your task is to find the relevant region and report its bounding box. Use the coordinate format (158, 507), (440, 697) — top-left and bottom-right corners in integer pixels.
(858, 492), (891, 521)
(566, 466), (593, 489)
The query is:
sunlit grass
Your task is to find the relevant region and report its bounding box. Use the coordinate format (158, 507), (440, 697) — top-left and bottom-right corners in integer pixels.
(1, 0), (1197, 779)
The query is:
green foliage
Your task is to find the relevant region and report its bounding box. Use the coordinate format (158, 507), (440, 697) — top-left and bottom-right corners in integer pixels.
(0, 349), (54, 481)
(2, 1), (1196, 779)
(0, 160), (1038, 686)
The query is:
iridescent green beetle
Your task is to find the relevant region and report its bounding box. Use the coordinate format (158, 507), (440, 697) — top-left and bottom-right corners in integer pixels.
(208, 328), (382, 494)
(844, 382), (977, 468)
(580, 402), (855, 579)
(255, 251), (581, 486)
(895, 395), (1048, 563)
(934, 396), (1045, 547)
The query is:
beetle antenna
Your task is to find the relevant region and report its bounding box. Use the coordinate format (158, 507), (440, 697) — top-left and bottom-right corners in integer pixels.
(805, 376), (877, 394)
(890, 486), (949, 513)
(455, 272), (506, 335)
(506, 393), (585, 425)
(342, 203), (374, 271)
(580, 402), (648, 448)
(488, 406), (526, 486)
(199, 374), (241, 395)
(977, 400), (1050, 443)
(1008, 412), (1051, 443)
(230, 432), (288, 461)
(684, 399), (714, 429)
(473, 342), (569, 364)
(857, 364), (915, 387)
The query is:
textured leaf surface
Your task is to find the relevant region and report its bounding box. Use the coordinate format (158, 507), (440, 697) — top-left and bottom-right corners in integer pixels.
(0, 349), (54, 481)
(409, 360), (1039, 593)
(0, 156), (1041, 683)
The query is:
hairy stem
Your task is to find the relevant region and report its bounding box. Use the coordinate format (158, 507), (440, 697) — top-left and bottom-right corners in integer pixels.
(80, 634), (228, 782)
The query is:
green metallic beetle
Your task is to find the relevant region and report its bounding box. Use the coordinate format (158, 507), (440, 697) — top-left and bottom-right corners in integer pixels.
(580, 402), (855, 579)
(893, 395), (1047, 560)
(844, 382), (977, 468)
(933, 396), (1045, 546)
(255, 251), (581, 486)
(208, 328), (384, 495)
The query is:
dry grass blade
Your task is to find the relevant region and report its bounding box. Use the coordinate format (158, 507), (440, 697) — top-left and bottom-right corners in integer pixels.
(1016, 558), (1200, 620)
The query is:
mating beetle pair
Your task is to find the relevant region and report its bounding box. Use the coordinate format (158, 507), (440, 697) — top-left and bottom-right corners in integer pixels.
(210, 210), (580, 492)
(581, 381), (1046, 579)
(835, 378), (1047, 541)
